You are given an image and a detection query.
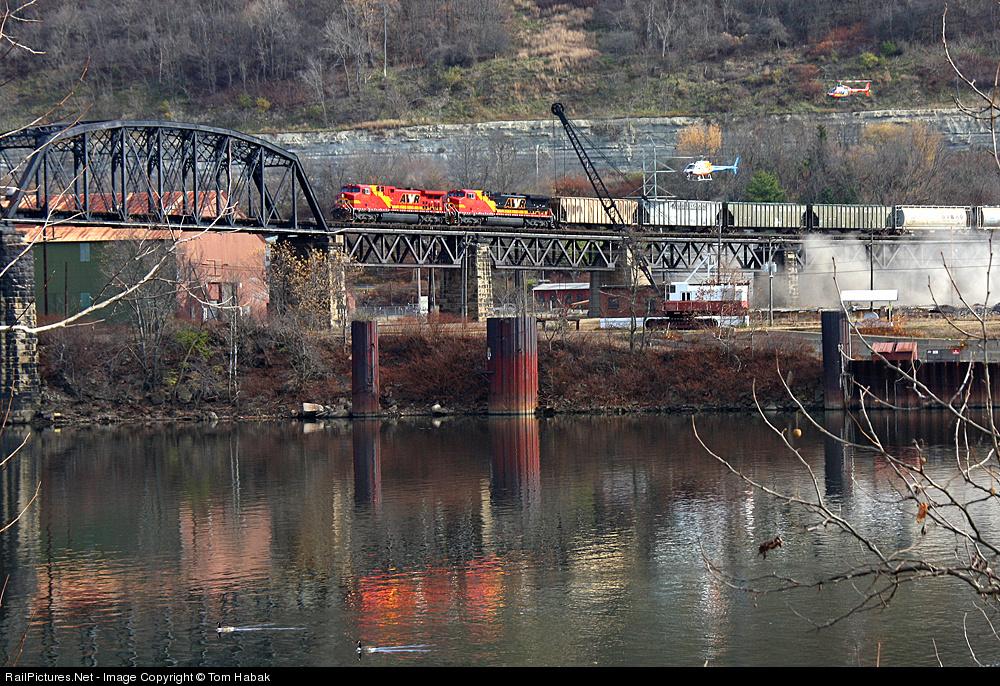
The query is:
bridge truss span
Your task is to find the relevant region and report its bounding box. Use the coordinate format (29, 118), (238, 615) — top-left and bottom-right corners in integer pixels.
(338, 225), (624, 270)
(0, 121), (328, 232)
(339, 225), (999, 280)
(338, 225), (810, 272)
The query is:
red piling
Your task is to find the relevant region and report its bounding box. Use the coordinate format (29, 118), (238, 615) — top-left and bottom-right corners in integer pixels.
(351, 320), (379, 416)
(487, 317), (538, 415)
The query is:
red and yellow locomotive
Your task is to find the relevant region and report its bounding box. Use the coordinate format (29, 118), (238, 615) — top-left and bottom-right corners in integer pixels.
(445, 189), (553, 228)
(333, 184), (553, 228)
(332, 184), (449, 224)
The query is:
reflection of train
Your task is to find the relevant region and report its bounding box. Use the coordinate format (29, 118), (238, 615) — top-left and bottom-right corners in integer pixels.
(332, 184), (1000, 235)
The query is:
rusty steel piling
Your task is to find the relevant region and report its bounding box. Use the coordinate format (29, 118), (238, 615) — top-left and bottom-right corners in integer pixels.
(351, 320), (380, 416)
(487, 317), (538, 415)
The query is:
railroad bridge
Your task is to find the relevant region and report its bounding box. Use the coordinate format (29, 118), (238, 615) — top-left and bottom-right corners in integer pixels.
(0, 120), (994, 420)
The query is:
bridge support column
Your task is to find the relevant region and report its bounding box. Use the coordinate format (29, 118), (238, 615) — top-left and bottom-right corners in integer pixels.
(351, 320), (379, 416)
(327, 236), (350, 327)
(785, 249), (800, 306)
(620, 247), (652, 289)
(439, 242), (494, 320)
(588, 272), (604, 319)
(0, 225), (39, 423)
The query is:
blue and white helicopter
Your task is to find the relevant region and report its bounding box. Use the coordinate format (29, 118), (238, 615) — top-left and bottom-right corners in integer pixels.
(683, 157), (739, 181)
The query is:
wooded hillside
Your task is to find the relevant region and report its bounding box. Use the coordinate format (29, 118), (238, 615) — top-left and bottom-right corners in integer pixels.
(2, 0), (995, 131)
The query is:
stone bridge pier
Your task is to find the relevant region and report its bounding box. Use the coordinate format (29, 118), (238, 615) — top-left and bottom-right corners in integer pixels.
(438, 242), (494, 320)
(0, 225), (39, 423)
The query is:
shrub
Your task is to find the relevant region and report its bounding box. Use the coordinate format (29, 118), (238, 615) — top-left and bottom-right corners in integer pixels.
(859, 52), (880, 69)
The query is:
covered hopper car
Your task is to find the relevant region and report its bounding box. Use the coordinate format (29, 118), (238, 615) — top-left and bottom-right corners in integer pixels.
(332, 184), (1000, 235)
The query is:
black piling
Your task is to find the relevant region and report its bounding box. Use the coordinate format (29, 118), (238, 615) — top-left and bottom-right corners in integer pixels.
(351, 320), (380, 416)
(822, 310), (848, 410)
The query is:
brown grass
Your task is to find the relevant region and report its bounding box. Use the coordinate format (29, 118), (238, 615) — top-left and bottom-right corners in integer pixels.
(37, 323), (823, 419)
(539, 332), (820, 411)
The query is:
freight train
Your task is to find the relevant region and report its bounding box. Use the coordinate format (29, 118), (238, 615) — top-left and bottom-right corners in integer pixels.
(332, 183), (1000, 235)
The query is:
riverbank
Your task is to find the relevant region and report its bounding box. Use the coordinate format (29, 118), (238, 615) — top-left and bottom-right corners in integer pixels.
(34, 321), (824, 425)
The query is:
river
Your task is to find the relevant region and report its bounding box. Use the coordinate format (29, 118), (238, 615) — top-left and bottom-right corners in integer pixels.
(0, 412), (996, 667)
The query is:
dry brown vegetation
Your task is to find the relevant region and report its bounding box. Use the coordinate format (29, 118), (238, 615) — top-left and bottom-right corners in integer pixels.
(36, 321), (822, 422)
(539, 331), (820, 411)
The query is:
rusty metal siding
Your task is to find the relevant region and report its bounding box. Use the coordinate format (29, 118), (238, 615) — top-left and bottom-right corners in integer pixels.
(351, 321), (380, 415)
(846, 360), (1000, 408)
(487, 317), (538, 415)
(871, 341), (917, 362)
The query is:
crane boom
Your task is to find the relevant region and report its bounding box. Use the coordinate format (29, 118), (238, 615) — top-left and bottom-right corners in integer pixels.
(551, 102), (627, 229)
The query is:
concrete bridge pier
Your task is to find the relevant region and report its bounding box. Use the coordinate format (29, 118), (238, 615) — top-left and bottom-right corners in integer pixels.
(439, 241), (494, 320)
(586, 247), (651, 319)
(270, 234), (350, 328)
(588, 271), (605, 318)
(326, 235), (350, 327)
(785, 249), (800, 306)
(0, 225), (39, 423)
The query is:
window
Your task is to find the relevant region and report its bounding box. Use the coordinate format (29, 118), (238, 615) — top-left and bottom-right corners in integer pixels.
(79, 243), (90, 262)
(80, 292), (91, 309)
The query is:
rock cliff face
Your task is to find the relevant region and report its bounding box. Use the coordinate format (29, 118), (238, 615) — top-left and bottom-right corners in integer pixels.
(260, 108), (990, 181)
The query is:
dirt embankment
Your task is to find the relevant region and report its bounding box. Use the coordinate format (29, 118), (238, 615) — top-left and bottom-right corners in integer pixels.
(35, 322), (823, 425)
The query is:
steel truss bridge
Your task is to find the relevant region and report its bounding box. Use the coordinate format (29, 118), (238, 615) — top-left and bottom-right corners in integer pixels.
(0, 121), (328, 232)
(337, 224), (997, 276)
(0, 121), (993, 277)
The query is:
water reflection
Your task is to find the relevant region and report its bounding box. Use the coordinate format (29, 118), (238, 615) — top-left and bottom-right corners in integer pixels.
(488, 417), (540, 504)
(823, 411), (850, 499)
(353, 420), (381, 508)
(0, 414), (995, 666)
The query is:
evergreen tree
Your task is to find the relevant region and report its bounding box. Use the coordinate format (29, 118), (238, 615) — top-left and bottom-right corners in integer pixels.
(746, 170), (786, 203)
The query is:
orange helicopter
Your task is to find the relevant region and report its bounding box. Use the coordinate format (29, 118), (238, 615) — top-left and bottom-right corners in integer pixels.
(827, 80), (871, 98)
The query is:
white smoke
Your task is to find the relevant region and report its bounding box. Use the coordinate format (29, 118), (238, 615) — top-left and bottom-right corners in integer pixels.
(767, 233), (1000, 310)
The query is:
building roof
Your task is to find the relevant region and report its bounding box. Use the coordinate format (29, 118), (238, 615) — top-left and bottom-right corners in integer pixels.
(17, 225), (181, 243)
(532, 282), (589, 292)
(11, 191), (242, 219)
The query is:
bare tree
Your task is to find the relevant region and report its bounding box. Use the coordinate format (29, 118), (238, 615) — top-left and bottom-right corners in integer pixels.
(945, 6), (1000, 177)
(98, 237), (183, 391)
(300, 56), (329, 127)
(690, 11), (1000, 659)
